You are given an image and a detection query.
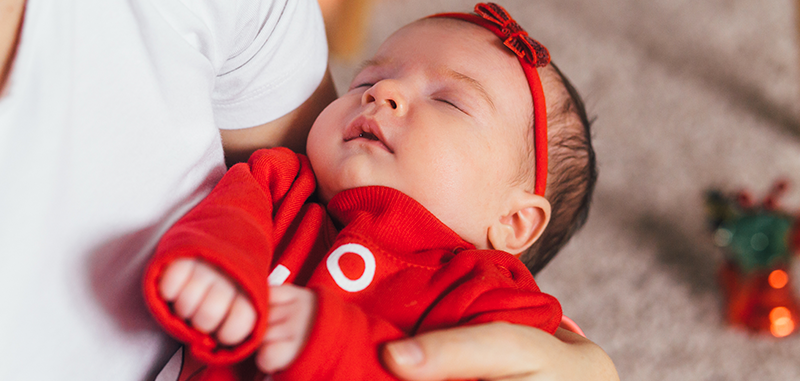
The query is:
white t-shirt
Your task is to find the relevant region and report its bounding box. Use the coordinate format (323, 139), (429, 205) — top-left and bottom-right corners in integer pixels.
(0, 0), (327, 379)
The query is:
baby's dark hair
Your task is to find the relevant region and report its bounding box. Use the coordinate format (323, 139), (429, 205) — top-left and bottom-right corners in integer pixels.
(520, 62), (597, 275)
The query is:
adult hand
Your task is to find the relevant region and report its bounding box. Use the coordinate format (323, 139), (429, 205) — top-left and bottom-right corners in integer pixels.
(382, 322), (620, 381)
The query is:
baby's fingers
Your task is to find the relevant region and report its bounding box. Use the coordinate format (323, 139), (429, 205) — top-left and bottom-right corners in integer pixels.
(192, 279), (237, 333)
(159, 258), (197, 301)
(172, 262), (224, 319)
(256, 336), (302, 374)
(217, 294), (257, 346)
(255, 285), (316, 373)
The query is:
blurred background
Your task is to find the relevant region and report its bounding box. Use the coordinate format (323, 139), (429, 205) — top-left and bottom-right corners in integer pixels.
(321, 0), (800, 379)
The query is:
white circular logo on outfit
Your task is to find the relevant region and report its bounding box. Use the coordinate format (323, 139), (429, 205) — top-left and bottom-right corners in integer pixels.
(326, 243), (376, 292)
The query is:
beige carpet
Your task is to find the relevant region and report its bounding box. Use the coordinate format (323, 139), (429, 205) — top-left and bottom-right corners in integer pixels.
(329, 0), (800, 379)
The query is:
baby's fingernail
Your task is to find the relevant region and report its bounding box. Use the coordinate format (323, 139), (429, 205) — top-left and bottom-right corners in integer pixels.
(386, 340), (424, 366)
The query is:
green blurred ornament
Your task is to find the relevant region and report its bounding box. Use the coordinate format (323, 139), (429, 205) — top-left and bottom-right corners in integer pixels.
(715, 213), (793, 273)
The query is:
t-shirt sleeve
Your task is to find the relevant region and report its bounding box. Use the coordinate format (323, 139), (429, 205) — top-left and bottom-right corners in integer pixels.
(210, 0), (328, 129)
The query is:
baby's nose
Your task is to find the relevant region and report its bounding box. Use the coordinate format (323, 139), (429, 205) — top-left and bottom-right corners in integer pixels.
(362, 80), (407, 116)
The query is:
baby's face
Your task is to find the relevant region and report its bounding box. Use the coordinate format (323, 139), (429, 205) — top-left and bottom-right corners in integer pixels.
(307, 19), (534, 248)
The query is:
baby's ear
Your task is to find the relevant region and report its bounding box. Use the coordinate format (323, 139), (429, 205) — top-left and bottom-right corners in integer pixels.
(487, 191), (551, 256)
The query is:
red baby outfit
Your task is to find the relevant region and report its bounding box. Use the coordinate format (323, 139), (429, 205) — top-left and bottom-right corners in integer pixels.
(143, 147), (561, 380)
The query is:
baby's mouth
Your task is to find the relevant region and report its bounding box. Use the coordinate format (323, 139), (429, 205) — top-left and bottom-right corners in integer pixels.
(357, 132), (379, 141)
(345, 132), (393, 153)
(344, 117), (394, 153)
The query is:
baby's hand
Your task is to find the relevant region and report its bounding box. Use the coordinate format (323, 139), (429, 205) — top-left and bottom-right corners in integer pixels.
(255, 284), (316, 373)
(159, 258), (257, 346)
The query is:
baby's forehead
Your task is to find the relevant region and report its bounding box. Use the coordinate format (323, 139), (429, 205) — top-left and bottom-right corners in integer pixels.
(374, 19), (532, 98)
(390, 17), (496, 46)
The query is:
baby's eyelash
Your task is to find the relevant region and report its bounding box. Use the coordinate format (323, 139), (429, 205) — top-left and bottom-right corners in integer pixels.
(435, 98), (465, 113)
(349, 83), (374, 92)
(435, 98), (456, 107)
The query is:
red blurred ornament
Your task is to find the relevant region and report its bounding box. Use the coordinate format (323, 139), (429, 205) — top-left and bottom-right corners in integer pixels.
(706, 179), (800, 337)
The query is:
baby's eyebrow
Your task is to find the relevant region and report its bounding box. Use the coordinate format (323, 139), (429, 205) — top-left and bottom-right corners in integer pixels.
(444, 69), (496, 112)
(357, 57), (391, 73)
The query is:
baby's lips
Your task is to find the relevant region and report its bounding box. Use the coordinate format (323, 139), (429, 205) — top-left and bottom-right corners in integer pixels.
(344, 114), (394, 153)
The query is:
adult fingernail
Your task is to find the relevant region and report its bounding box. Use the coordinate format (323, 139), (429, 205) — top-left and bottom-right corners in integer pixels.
(386, 340), (424, 366)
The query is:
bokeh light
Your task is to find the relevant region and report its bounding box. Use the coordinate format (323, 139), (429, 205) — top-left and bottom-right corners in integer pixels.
(769, 307), (795, 338)
(768, 269), (789, 289)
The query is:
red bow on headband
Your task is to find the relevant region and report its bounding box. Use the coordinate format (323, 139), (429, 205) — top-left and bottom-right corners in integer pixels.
(474, 3), (550, 68)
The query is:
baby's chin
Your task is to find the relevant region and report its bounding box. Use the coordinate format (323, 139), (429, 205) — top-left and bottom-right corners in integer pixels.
(316, 179), (402, 205)
(315, 165), (401, 198)
(316, 181), (380, 204)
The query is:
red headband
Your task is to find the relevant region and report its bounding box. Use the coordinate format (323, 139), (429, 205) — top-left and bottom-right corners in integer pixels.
(428, 3), (549, 196)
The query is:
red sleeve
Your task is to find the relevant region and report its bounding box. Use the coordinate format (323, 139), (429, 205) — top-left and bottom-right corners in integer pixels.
(142, 147), (317, 365)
